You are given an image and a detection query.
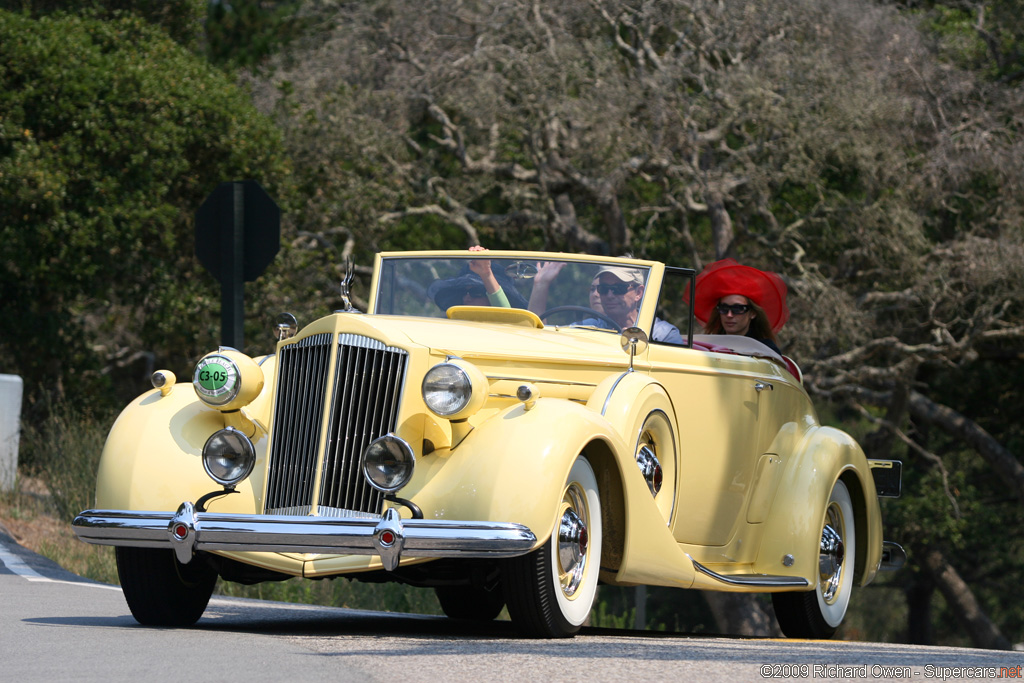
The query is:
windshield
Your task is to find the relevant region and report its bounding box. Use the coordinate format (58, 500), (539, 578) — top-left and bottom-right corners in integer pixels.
(374, 255), (653, 329)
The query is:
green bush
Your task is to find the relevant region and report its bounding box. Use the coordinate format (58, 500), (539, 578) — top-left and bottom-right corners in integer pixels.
(0, 1), (205, 49)
(0, 9), (291, 413)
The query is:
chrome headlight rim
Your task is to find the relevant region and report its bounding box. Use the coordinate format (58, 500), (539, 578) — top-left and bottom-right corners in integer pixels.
(193, 354), (242, 407)
(421, 359), (487, 421)
(422, 362), (473, 417)
(361, 434), (415, 493)
(202, 426), (256, 487)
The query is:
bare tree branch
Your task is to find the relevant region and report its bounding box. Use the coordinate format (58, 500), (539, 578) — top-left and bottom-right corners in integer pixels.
(907, 391), (1024, 502)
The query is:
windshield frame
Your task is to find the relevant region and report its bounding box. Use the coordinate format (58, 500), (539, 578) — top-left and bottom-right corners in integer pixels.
(369, 250), (693, 345)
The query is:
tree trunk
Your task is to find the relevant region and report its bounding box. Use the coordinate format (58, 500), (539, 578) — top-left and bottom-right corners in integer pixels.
(825, 385), (1024, 502)
(551, 193), (606, 254)
(708, 191), (734, 259)
(906, 572), (935, 645)
(703, 592), (783, 636)
(597, 186), (630, 256)
(917, 545), (1012, 650)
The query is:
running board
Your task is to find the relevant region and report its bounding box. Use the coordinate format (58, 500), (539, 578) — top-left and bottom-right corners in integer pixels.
(692, 560), (809, 587)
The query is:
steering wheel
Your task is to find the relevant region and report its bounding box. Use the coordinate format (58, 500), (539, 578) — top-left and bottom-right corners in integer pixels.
(539, 306), (622, 332)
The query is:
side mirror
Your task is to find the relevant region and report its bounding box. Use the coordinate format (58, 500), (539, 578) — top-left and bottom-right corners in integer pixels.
(275, 312), (298, 341)
(620, 326), (648, 371)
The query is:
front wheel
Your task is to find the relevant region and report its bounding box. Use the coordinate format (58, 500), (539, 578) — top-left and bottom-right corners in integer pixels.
(772, 479), (856, 639)
(116, 547), (217, 627)
(502, 456), (602, 638)
(435, 584), (505, 622)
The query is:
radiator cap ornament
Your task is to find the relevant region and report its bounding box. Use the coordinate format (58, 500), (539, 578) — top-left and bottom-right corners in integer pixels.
(337, 256), (361, 313)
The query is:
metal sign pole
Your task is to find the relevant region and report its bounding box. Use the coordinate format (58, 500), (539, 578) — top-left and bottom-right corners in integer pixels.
(196, 180), (280, 352)
(222, 182), (245, 349)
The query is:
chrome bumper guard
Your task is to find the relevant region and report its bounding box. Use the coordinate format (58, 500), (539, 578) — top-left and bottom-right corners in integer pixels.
(880, 541), (907, 572)
(72, 503), (537, 571)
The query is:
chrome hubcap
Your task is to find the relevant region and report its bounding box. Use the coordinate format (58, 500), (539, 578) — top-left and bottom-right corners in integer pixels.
(635, 442), (663, 496)
(818, 504), (846, 603)
(557, 486), (589, 597)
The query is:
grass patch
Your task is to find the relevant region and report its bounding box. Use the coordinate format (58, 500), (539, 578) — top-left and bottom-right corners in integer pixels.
(0, 473), (119, 585)
(217, 576), (445, 615)
(23, 402), (113, 523)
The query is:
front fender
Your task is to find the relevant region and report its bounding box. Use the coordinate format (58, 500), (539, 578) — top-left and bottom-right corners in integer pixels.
(754, 426), (883, 587)
(406, 398), (628, 549)
(94, 384), (267, 514)
(406, 396), (697, 588)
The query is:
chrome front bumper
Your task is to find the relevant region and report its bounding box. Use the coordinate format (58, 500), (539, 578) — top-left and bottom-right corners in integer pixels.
(72, 502), (537, 571)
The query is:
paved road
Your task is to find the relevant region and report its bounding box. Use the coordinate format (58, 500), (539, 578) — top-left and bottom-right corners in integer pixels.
(2, 530), (1020, 682)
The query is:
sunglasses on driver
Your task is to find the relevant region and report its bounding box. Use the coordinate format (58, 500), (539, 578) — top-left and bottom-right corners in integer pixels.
(591, 283), (636, 296)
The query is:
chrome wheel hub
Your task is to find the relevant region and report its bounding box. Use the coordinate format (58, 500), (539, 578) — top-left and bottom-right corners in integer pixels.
(557, 488), (589, 597)
(818, 506), (846, 603)
(635, 443), (663, 496)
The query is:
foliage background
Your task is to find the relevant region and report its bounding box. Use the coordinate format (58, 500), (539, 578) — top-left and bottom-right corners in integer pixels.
(1, 0), (1021, 648)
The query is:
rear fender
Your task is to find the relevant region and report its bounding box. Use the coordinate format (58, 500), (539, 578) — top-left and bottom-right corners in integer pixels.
(588, 371), (679, 524)
(754, 426), (882, 587)
(587, 371), (696, 587)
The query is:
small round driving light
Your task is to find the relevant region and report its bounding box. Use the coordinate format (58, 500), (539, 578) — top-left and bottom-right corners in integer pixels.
(362, 435), (415, 493)
(202, 427), (256, 487)
(151, 370), (176, 396)
(421, 360), (487, 420)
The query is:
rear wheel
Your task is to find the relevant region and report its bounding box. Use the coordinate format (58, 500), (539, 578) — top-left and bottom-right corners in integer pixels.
(772, 479), (856, 639)
(502, 456), (602, 638)
(116, 547), (217, 627)
(435, 584), (506, 621)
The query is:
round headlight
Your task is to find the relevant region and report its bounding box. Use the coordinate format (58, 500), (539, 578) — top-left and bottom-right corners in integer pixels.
(422, 360), (488, 420)
(362, 435), (415, 492)
(202, 427), (256, 487)
(193, 354), (241, 406)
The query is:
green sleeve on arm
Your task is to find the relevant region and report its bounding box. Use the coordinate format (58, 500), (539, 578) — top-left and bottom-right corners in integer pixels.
(487, 288), (511, 308)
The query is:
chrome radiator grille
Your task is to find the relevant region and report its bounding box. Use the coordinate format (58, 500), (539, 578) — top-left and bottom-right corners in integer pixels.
(265, 333), (409, 517)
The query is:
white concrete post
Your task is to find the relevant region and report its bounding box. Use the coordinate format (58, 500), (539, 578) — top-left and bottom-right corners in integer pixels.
(0, 375), (24, 493)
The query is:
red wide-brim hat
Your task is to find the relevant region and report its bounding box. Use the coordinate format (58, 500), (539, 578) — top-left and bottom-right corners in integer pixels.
(693, 259), (790, 334)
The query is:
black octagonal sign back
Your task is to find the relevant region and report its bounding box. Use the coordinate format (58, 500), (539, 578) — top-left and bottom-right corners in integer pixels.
(195, 180), (280, 284)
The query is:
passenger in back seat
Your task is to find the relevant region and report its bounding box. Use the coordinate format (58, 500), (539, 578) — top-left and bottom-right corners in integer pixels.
(693, 259), (789, 355)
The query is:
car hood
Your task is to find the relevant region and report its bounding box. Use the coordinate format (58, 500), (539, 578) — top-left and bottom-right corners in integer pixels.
(301, 312), (628, 365)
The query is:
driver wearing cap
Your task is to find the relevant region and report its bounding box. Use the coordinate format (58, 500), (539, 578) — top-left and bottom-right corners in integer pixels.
(582, 266), (683, 344)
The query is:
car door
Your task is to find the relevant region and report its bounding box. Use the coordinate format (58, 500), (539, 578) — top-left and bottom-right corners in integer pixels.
(648, 346), (778, 547)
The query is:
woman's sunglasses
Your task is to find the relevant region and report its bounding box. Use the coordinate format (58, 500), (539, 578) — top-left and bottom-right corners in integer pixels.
(590, 283), (635, 295)
(717, 303), (751, 316)
(462, 286), (488, 299)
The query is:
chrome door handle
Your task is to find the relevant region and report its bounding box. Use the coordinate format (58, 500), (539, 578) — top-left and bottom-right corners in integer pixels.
(754, 381), (774, 392)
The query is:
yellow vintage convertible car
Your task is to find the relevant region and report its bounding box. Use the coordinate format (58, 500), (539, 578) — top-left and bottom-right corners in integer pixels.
(73, 250), (903, 638)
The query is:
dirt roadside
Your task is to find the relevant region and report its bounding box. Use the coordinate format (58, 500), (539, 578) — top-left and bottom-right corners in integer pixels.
(0, 475), (90, 565)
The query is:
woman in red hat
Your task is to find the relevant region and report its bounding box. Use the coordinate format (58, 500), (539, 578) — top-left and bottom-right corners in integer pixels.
(694, 259), (789, 355)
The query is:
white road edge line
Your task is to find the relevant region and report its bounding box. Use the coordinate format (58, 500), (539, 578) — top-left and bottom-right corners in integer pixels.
(0, 537), (48, 579)
(0, 538), (119, 589)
